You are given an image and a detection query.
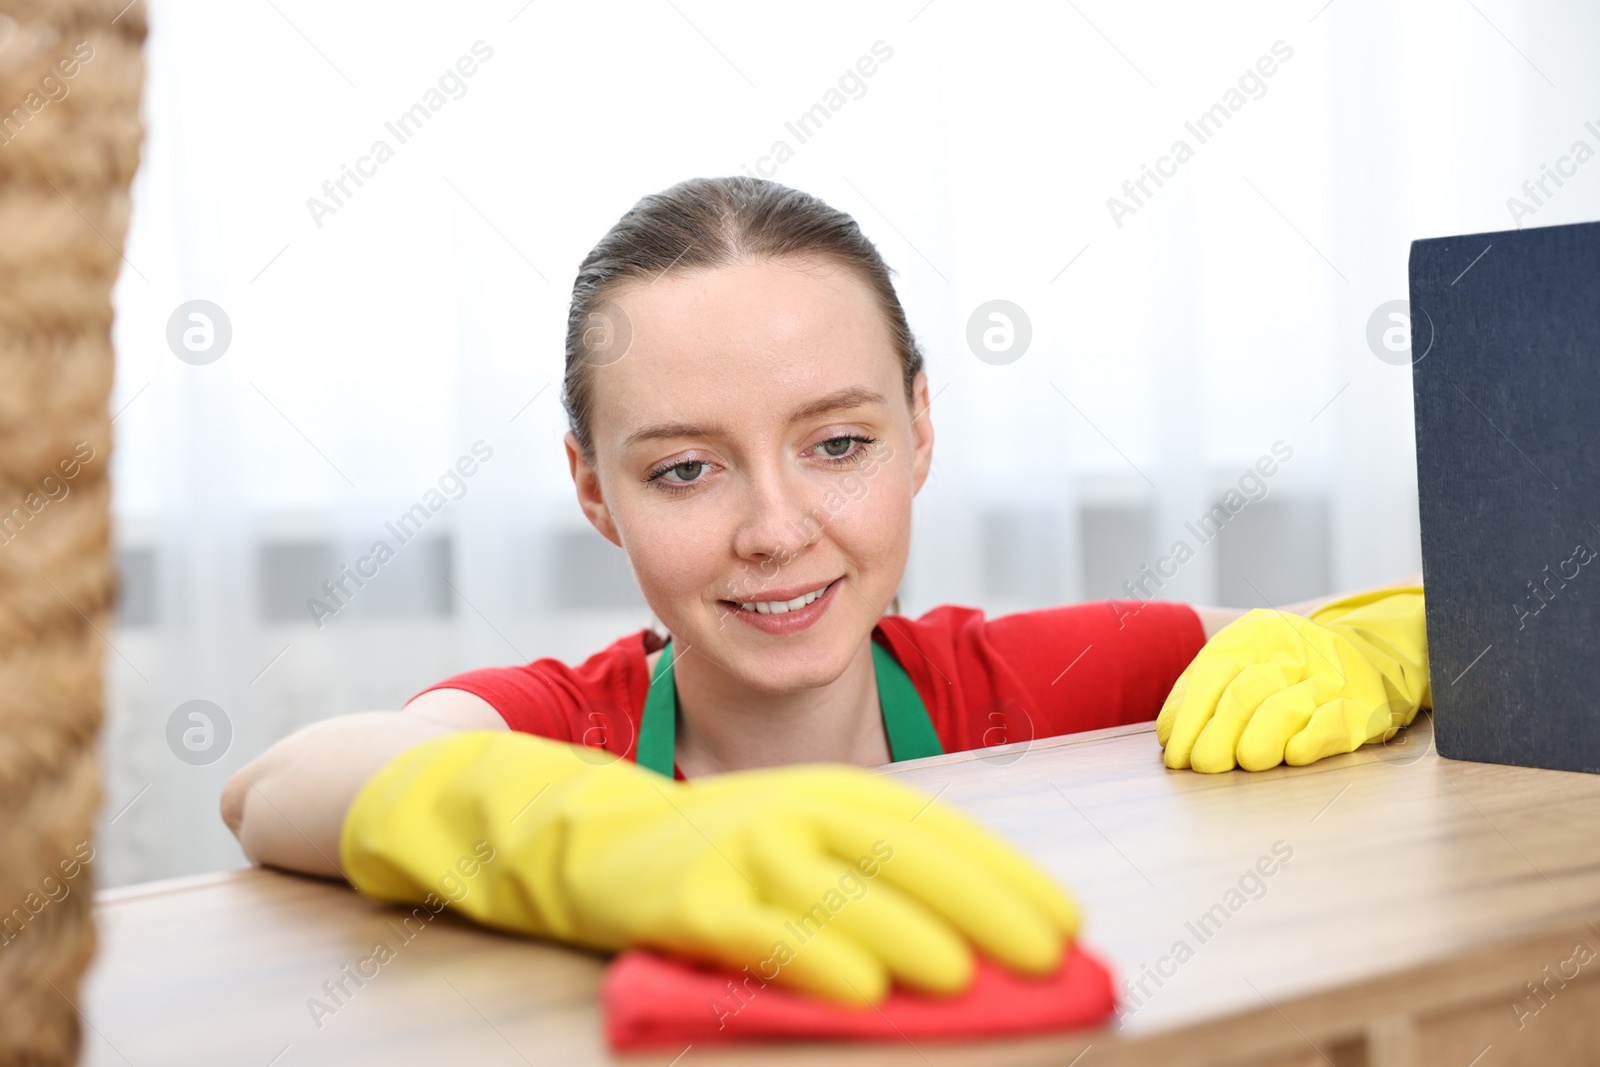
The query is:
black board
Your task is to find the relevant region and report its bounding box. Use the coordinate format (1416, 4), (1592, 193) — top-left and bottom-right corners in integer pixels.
(1410, 217), (1600, 773)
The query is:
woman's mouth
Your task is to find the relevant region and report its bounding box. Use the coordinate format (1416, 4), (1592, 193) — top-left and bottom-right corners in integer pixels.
(719, 577), (843, 635)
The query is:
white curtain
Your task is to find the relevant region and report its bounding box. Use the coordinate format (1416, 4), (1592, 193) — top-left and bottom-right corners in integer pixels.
(97, 0), (1600, 885)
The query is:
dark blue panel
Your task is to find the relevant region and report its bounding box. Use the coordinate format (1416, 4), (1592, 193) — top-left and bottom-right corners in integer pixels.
(1411, 217), (1600, 773)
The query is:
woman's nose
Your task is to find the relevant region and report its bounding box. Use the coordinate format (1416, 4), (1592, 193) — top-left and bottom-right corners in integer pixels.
(729, 466), (823, 564)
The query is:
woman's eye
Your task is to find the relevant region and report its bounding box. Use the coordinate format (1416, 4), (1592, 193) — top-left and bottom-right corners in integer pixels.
(659, 460), (706, 483)
(819, 437), (855, 458)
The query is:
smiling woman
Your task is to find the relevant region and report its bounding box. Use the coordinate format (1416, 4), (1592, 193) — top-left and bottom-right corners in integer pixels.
(540, 177), (1180, 777)
(222, 176), (1427, 1015)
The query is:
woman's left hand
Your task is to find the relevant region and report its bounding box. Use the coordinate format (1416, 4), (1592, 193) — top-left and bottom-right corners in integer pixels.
(1157, 587), (1429, 772)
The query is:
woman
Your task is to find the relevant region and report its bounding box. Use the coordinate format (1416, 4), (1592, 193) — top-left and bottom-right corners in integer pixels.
(222, 177), (1428, 1007)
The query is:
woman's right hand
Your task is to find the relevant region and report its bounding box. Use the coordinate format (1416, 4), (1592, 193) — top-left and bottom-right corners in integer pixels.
(340, 731), (1079, 1005)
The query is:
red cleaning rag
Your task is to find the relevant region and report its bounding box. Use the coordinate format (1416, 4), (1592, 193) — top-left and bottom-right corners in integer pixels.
(603, 941), (1117, 1050)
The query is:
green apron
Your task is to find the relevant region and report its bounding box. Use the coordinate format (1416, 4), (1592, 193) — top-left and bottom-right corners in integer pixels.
(635, 637), (944, 777)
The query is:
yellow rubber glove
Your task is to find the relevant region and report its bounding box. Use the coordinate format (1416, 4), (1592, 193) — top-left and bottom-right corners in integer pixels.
(1156, 585), (1429, 772)
(340, 731), (1079, 1006)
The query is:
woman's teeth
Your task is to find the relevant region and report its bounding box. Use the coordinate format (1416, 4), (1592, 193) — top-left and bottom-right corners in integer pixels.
(739, 582), (831, 614)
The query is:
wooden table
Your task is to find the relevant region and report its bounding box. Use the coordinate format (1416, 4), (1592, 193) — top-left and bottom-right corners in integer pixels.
(80, 713), (1600, 1066)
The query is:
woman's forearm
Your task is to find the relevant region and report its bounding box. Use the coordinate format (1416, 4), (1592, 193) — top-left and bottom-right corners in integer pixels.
(1193, 570), (1424, 640)
(1279, 570), (1424, 617)
(221, 711), (454, 880)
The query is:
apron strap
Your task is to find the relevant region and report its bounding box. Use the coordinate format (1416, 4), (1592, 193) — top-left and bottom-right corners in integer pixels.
(633, 636), (944, 777)
(636, 640), (679, 778)
(872, 638), (945, 762)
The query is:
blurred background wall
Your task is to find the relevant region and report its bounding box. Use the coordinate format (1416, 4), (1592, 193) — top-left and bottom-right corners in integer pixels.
(92, 0), (1600, 885)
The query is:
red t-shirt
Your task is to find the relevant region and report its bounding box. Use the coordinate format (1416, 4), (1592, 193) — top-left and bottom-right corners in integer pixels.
(407, 599), (1206, 779)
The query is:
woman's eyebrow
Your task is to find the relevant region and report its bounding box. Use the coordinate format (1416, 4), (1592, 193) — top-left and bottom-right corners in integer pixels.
(788, 386), (886, 421)
(622, 387), (886, 449)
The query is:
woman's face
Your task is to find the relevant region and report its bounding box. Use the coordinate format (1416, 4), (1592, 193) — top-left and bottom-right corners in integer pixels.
(565, 254), (933, 694)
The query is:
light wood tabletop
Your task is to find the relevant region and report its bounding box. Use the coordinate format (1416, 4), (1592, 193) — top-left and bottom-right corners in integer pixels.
(79, 712), (1600, 1066)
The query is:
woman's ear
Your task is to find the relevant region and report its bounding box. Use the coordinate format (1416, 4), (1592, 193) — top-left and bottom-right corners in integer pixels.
(565, 431), (622, 547)
(908, 371), (935, 496)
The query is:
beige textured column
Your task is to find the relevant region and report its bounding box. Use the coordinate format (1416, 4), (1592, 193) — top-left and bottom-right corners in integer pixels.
(0, 0), (145, 1062)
